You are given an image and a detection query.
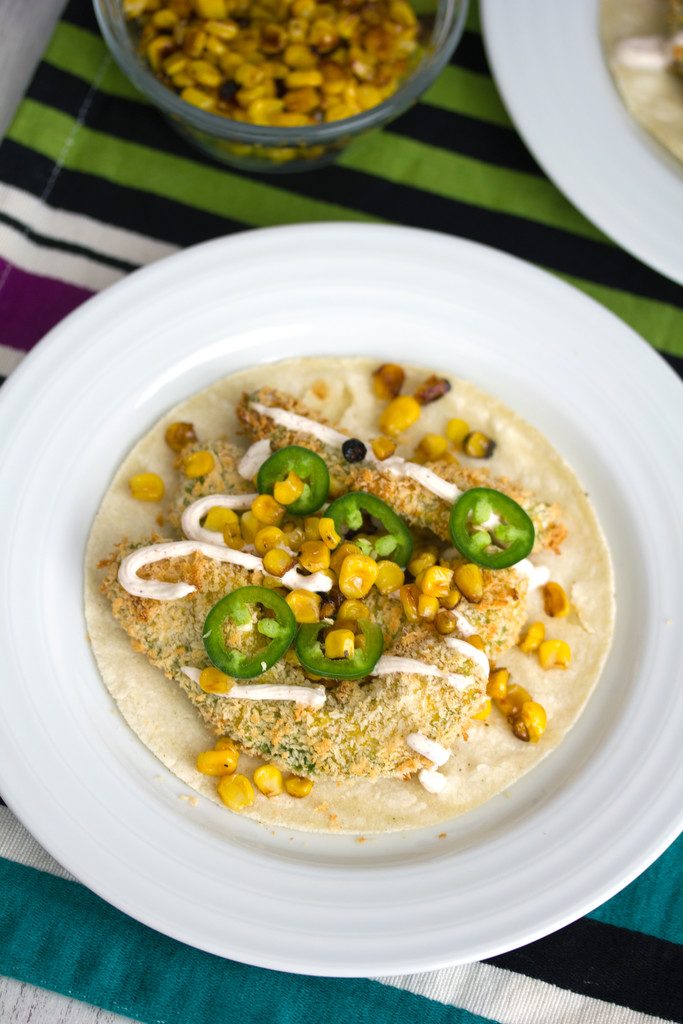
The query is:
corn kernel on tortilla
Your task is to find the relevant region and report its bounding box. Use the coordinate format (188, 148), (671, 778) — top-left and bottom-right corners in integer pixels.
(84, 357), (614, 833)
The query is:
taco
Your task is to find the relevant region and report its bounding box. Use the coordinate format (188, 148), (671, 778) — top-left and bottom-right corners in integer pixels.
(85, 357), (614, 833)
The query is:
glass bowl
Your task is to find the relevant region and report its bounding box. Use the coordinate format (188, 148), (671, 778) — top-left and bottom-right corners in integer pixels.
(93, 0), (468, 173)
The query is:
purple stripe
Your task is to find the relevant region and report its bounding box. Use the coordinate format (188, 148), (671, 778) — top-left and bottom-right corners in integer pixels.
(0, 259), (94, 351)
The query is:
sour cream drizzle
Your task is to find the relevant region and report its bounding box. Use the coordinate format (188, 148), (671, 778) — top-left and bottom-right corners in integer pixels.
(614, 34), (680, 71)
(181, 667), (326, 708)
(238, 438), (272, 480)
(181, 493), (258, 545)
(418, 768), (447, 794)
(515, 559), (550, 591)
(250, 402), (348, 448)
(406, 732), (450, 767)
(372, 655), (474, 692)
(443, 636), (490, 677)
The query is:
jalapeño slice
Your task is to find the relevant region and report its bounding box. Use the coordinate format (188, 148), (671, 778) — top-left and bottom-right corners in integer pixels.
(325, 492), (413, 567)
(449, 487), (534, 569)
(203, 586), (296, 678)
(257, 445), (329, 515)
(296, 619), (384, 680)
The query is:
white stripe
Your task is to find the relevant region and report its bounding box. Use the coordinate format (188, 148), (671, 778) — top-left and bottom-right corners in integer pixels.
(0, 218), (124, 291)
(378, 964), (666, 1024)
(0, 344), (24, 376)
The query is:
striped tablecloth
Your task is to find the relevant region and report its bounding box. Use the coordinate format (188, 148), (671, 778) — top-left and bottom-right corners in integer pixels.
(0, 2), (682, 1022)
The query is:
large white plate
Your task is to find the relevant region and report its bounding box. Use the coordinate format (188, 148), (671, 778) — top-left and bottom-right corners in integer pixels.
(481, 0), (683, 286)
(0, 224), (681, 976)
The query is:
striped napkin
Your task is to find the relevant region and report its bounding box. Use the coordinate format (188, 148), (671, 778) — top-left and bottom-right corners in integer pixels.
(0, 2), (681, 1022)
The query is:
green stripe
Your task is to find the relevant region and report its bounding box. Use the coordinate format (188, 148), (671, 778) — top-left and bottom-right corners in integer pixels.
(423, 65), (512, 127)
(0, 856), (492, 1024)
(465, 2), (481, 33)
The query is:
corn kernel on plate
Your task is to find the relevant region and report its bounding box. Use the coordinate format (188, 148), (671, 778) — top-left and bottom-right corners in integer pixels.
(0, 224), (680, 974)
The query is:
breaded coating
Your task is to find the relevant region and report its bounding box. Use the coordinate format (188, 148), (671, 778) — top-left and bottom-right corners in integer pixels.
(453, 561), (529, 656)
(167, 439), (253, 532)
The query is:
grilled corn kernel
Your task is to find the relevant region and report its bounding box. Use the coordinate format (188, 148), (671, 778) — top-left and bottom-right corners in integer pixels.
(299, 540), (331, 573)
(284, 42), (316, 66)
(199, 666), (233, 694)
(263, 547), (295, 577)
(339, 553), (378, 598)
(375, 560), (405, 595)
(400, 583), (420, 622)
(463, 430), (496, 459)
(129, 472), (165, 501)
(330, 541), (360, 574)
(251, 494), (285, 525)
(325, 628), (355, 659)
(435, 609), (457, 635)
(304, 516), (322, 541)
(417, 594), (439, 621)
(453, 563), (484, 603)
(180, 86), (215, 110)
(253, 764), (284, 796)
(337, 599), (370, 623)
(420, 564), (453, 598)
(472, 698), (492, 721)
(445, 417), (470, 446)
(188, 58), (222, 86)
(486, 667), (509, 701)
(163, 51), (188, 75)
(204, 506), (239, 533)
(217, 773), (255, 811)
(240, 510), (261, 543)
(285, 776), (314, 797)
(147, 35), (174, 70)
(223, 527), (245, 550)
(440, 588), (462, 609)
(325, 102), (359, 121)
(286, 69), (323, 87)
(538, 639), (571, 669)
(248, 97), (285, 123)
(194, 0), (227, 16)
(415, 433), (448, 462)
(182, 26), (207, 57)
(496, 683), (532, 718)
(371, 435), (396, 461)
(467, 634), (485, 651)
(196, 747), (238, 776)
(519, 621), (545, 653)
(414, 374), (451, 405)
(512, 701), (547, 743)
(408, 548), (438, 577)
(165, 421), (197, 451)
(254, 525), (285, 555)
(372, 362), (405, 400)
(379, 395), (421, 436)
(543, 581), (570, 618)
(273, 470), (305, 506)
(214, 737), (239, 754)
(183, 449), (215, 477)
(318, 517), (341, 549)
(286, 589), (321, 623)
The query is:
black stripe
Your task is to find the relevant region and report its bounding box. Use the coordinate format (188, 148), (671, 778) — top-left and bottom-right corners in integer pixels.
(61, 0), (100, 33)
(662, 350), (683, 380)
(0, 376), (6, 387)
(0, 210), (138, 274)
(487, 917), (683, 1022)
(449, 29), (490, 76)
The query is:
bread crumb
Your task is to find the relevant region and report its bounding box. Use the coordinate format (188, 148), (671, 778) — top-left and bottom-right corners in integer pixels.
(438, 832), (447, 839)
(355, 836), (367, 843)
(179, 793), (199, 807)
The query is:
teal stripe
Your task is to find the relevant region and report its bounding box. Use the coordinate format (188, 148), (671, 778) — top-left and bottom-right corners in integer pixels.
(0, 856), (492, 1024)
(588, 834), (683, 946)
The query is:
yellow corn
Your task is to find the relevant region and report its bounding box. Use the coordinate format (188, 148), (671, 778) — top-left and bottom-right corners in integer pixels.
(511, 701), (547, 743)
(193, 0), (227, 16)
(415, 433), (448, 462)
(519, 621), (545, 653)
(445, 418), (470, 446)
(163, 52), (188, 75)
(164, 420), (197, 451)
(399, 583), (420, 622)
(463, 430), (496, 459)
(286, 69), (324, 87)
(304, 516), (322, 541)
(318, 517), (341, 549)
(263, 547), (295, 577)
(286, 589), (321, 623)
(252, 494), (285, 525)
(234, 62), (266, 87)
(372, 362), (405, 400)
(337, 599), (370, 623)
(543, 582), (570, 618)
(129, 472), (165, 502)
(254, 525), (285, 555)
(199, 666), (232, 694)
(299, 540), (331, 573)
(330, 541), (360, 574)
(325, 628), (355, 659)
(223, 527), (245, 550)
(339, 553), (378, 599)
(204, 506), (239, 533)
(147, 35), (174, 70)
(240, 510), (260, 543)
(183, 450), (215, 477)
(417, 594), (439, 621)
(420, 564), (453, 598)
(273, 471), (305, 506)
(375, 560), (405, 595)
(379, 395), (421, 436)
(486, 667), (509, 701)
(217, 773), (255, 811)
(285, 776), (314, 797)
(408, 548), (438, 577)
(370, 435), (397, 461)
(284, 86), (320, 113)
(196, 747), (238, 776)
(214, 737), (239, 755)
(434, 609), (457, 635)
(181, 26), (207, 57)
(453, 563), (483, 603)
(440, 588), (462, 609)
(284, 43), (316, 67)
(467, 634), (485, 651)
(495, 683), (532, 718)
(538, 639), (571, 669)
(180, 86), (215, 110)
(253, 764), (283, 796)
(204, 18), (239, 39)
(472, 698), (491, 721)
(188, 58), (222, 86)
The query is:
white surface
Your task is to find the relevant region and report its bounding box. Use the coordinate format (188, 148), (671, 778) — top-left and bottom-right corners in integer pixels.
(0, 0), (65, 137)
(0, 223), (680, 976)
(481, 0), (683, 286)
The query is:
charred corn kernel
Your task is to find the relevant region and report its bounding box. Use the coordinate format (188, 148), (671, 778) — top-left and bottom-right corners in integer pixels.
(453, 563), (484, 603)
(339, 553), (378, 599)
(254, 526), (285, 555)
(435, 608), (457, 635)
(273, 471), (305, 506)
(496, 683), (532, 719)
(304, 516), (322, 541)
(325, 628), (355, 659)
(538, 639), (571, 669)
(399, 584), (420, 622)
(214, 737), (239, 754)
(375, 560), (405, 595)
(299, 540), (330, 573)
(271, 111), (310, 126)
(263, 548), (295, 577)
(486, 667), (509, 701)
(247, 97), (284, 123)
(172, 71), (194, 86)
(543, 581), (570, 618)
(223, 528), (245, 550)
(204, 18), (238, 39)
(193, 0), (227, 16)
(284, 43), (316, 67)
(371, 435), (396, 461)
(239, 510), (260, 543)
(284, 86), (320, 112)
(251, 494), (285, 525)
(420, 565), (453, 598)
(408, 548), (438, 577)
(129, 472), (165, 501)
(445, 417), (470, 446)
(472, 698), (492, 721)
(253, 764), (283, 796)
(325, 101), (359, 121)
(463, 430), (496, 459)
(183, 449), (215, 477)
(318, 517), (341, 549)
(147, 35), (173, 70)
(199, 666), (233, 694)
(291, 0), (316, 16)
(234, 62), (266, 87)
(202, 506), (238, 533)
(337, 599), (370, 623)
(519, 621), (545, 653)
(285, 776), (314, 797)
(416, 433), (448, 461)
(281, 523), (304, 551)
(180, 86), (215, 109)
(196, 747), (238, 776)
(440, 588), (462, 610)
(512, 701), (547, 743)
(217, 773), (255, 811)
(260, 23), (287, 53)
(286, 69), (323, 87)
(309, 18), (339, 51)
(182, 26), (207, 56)
(330, 541), (360, 574)
(188, 58), (222, 86)
(417, 594), (439, 621)
(165, 421), (197, 451)
(163, 51), (188, 75)
(467, 634), (485, 651)
(286, 589), (321, 623)
(379, 395), (420, 436)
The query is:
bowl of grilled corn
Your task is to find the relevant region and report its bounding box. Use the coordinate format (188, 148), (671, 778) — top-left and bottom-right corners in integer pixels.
(93, 0), (468, 171)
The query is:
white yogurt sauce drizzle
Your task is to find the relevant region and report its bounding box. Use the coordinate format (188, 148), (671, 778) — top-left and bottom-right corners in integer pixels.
(406, 732), (450, 767)
(443, 636), (489, 677)
(515, 559), (550, 591)
(181, 493), (258, 545)
(250, 402), (348, 448)
(181, 667), (326, 708)
(418, 768), (447, 794)
(237, 438), (272, 480)
(614, 34), (675, 70)
(372, 655), (474, 691)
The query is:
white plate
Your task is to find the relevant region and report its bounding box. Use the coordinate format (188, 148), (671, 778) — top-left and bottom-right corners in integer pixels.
(0, 224), (681, 976)
(481, 0), (683, 286)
